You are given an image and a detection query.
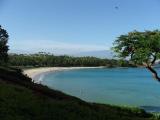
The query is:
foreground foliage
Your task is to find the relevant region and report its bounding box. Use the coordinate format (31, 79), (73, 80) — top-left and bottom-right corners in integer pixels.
(0, 25), (9, 65)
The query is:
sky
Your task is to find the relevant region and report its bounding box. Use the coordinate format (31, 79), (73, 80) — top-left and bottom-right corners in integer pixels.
(0, 0), (160, 54)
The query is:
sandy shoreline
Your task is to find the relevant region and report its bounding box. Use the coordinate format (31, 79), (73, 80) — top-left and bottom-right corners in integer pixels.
(23, 67), (103, 83)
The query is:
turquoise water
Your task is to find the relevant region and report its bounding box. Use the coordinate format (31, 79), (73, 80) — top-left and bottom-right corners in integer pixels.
(42, 68), (160, 112)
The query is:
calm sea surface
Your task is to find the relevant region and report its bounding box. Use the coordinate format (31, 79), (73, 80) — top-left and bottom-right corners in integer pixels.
(41, 68), (160, 112)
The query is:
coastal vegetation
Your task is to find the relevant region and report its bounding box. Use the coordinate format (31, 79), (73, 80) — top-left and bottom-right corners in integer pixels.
(8, 53), (134, 67)
(113, 30), (160, 82)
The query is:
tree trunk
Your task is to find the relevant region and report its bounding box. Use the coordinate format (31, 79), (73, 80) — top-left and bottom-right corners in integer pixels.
(146, 66), (160, 82)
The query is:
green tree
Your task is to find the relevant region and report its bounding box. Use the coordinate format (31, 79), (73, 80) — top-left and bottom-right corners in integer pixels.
(112, 30), (160, 82)
(0, 25), (9, 65)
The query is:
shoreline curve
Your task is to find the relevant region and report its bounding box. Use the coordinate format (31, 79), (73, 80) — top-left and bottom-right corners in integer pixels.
(23, 67), (104, 83)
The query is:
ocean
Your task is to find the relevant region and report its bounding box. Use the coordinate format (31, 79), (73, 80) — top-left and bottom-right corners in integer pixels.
(41, 68), (160, 112)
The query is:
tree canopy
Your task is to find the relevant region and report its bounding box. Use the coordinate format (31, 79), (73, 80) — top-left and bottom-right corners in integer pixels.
(0, 25), (9, 65)
(112, 30), (160, 82)
(8, 53), (134, 67)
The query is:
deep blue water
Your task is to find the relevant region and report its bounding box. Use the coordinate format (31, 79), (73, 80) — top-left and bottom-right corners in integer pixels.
(41, 68), (160, 112)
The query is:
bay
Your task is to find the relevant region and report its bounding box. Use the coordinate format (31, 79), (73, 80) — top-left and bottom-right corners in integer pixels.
(42, 68), (160, 112)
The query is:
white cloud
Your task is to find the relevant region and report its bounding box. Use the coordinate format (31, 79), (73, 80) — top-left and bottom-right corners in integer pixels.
(9, 39), (111, 54)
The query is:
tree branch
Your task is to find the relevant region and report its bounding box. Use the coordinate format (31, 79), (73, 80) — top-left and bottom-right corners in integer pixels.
(146, 65), (160, 82)
(130, 52), (134, 59)
(151, 53), (157, 65)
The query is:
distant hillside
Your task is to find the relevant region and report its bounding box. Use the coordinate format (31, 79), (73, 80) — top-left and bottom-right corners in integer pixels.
(9, 50), (116, 59)
(72, 50), (115, 59)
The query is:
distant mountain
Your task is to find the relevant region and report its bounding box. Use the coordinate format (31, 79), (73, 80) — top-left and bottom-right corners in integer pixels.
(9, 49), (116, 59)
(71, 50), (115, 59)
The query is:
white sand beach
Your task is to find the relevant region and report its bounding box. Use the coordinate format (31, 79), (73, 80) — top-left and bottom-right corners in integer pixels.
(24, 67), (103, 83)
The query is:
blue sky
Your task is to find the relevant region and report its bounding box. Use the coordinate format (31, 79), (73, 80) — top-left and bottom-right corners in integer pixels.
(0, 0), (160, 54)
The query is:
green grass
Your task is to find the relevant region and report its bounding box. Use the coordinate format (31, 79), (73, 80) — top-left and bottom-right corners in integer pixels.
(0, 66), (159, 120)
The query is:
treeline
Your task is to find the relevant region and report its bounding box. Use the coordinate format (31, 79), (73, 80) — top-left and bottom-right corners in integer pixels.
(8, 52), (135, 67)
